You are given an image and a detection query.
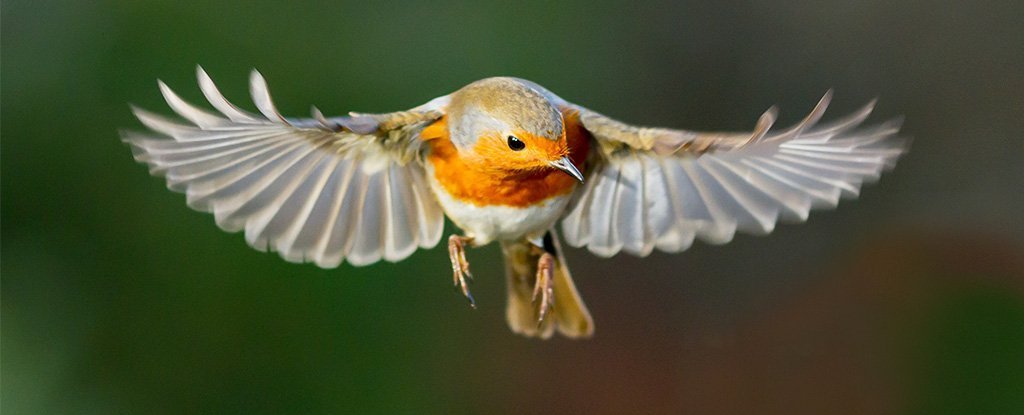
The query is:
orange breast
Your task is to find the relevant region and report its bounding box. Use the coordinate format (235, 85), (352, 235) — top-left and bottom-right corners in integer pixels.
(425, 110), (591, 208)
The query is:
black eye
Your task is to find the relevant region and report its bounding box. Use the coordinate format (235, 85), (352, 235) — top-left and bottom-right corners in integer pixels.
(507, 135), (525, 151)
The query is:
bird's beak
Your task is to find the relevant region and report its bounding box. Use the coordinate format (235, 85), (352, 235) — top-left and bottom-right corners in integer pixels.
(550, 156), (584, 182)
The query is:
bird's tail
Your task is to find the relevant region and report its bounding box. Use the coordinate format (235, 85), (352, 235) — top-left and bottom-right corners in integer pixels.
(501, 230), (593, 339)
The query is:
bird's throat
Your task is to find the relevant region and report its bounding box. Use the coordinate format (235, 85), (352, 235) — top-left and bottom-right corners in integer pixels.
(424, 114), (590, 208)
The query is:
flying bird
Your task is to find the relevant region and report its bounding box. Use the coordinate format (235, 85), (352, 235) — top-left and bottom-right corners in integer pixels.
(122, 67), (907, 339)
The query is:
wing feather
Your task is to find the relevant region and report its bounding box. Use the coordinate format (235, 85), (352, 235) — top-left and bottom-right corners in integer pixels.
(316, 160), (364, 268)
(560, 166), (598, 246)
(561, 92), (908, 257)
(248, 70), (289, 123)
(385, 164), (420, 261)
(248, 151), (335, 253)
(214, 143), (324, 230)
(191, 140), (312, 216)
(347, 170), (385, 266)
(274, 156), (342, 262)
(197, 66), (264, 123)
(639, 153), (672, 255)
(584, 164), (623, 257)
(407, 166), (444, 247)
(680, 160), (739, 243)
(123, 68), (446, 267)
(238, 149), (331, 243)
(701, 157), (779, 234)
(653, 158), (696, 252)
(614, 152), (647, 255)
(158, 80), (231, 128)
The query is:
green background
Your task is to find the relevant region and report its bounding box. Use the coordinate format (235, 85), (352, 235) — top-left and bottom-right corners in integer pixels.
(3, 0), (1023, 413)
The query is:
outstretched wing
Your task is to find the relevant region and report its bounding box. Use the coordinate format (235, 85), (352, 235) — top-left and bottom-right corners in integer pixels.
(123, 67), (448, 267)
(558, 91), (908, 257)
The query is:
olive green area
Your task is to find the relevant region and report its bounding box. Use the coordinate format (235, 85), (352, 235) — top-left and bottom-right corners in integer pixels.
(911, 286), (1024, 415)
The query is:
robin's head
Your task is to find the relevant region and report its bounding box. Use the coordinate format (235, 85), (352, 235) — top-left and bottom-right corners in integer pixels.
(443, 77), (583, 181)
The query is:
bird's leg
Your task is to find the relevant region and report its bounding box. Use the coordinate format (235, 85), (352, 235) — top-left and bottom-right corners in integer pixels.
(531, 245), (556, 325)
(448, 235), (476, 308)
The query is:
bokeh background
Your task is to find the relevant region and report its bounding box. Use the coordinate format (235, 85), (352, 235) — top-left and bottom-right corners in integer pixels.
(3, 0), (1023, 413)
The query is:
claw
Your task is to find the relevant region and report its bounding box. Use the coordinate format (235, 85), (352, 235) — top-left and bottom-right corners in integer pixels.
(533, 252), (555, 325)
(448, 235), (476, 309)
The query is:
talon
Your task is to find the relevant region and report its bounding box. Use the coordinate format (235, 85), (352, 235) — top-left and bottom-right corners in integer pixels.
(461, 280), (476, 309)
(448, 235), (476, 309)
(534, 252), (555, 325)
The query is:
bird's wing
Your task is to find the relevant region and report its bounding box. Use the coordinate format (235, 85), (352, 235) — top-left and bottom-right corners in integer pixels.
(556, 91), (908, 257)
(123, 67), (449, 267)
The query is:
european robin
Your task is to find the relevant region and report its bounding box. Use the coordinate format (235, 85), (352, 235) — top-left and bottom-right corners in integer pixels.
(123, 67), (907, 339)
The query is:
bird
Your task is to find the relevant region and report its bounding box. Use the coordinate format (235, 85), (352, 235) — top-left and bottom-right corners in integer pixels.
(122, 67), (908, 339)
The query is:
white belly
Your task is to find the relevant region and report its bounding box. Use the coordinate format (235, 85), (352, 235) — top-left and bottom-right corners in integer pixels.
(425, 165), (572, 245)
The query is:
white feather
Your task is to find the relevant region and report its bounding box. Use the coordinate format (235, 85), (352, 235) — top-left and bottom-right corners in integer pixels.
(315, 162), (364, 268)
(587, 164), (624, 257)
(124, 70), (445, 267)
(158, 80), (228, 128)
(248, 70), (288, 124)
(565, 96), (909, 255)
(196, 66), (264, 123)
(562, 98), (905, 257)
(347, 171), (384, 266)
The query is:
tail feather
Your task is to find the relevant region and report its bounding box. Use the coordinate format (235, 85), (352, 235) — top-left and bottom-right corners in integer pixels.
(502, 230), (593, 339)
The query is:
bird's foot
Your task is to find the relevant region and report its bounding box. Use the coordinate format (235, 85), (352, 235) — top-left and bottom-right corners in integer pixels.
(533, 251), (555, 325)
(448, 235), (476, 308)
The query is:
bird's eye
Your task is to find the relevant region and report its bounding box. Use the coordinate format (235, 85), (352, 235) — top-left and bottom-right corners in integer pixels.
(507, 135), (525, 151)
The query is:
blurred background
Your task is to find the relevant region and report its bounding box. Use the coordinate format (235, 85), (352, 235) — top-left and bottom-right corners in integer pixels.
(3, 0), (1022, 413)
